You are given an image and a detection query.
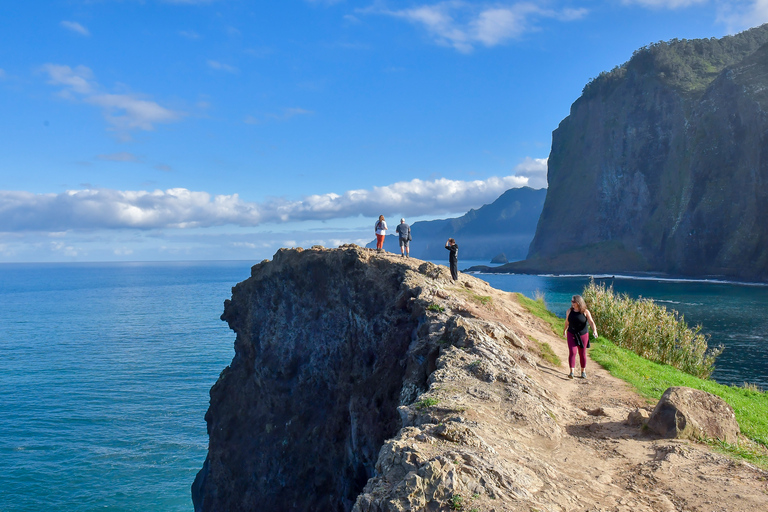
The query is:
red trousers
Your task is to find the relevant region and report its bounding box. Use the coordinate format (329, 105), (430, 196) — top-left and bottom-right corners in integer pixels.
(567, 332), (589, 369)
(376, 234), (385, 249)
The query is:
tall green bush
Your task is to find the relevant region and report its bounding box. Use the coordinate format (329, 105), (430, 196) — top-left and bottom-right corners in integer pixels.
(582, 280), (723, 378)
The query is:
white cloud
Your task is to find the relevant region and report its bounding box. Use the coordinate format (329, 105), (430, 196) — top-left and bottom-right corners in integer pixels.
(623, 0), (768, 30)
(718, 0), (768, 31)
(87, 93), (181, 131)
(244, 107), (314, 124)
(621, 0), (707, 8)
(43, 64), (95, 94)
(41, 64), (184, 133)
(97, 152), (141, 162)
(305, 0), (346, 5)
(61, 21), (90, 36)
(361, 1), (587, 53)
(0, 175), (530, 232)
(51, 241), (80, 257)
(207, 60), (239, 73)
(163, 0), (219, 4)
(179, 30), (200, 39)
(513, 156), (548, 189)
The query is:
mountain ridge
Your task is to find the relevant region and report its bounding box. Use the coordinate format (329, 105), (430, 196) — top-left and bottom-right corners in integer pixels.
(366, 186), (546, 262)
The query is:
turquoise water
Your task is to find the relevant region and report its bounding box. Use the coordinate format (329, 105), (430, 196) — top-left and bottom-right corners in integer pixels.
(0, 261), (246, 512)
(460, 261), (768, 389)
(1, 260), (766, 511)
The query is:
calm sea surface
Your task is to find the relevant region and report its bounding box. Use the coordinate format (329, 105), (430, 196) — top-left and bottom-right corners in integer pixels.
(1, 259), (766, 511)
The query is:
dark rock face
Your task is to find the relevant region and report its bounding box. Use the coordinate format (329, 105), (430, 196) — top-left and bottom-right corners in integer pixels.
(192, 246), (434, 512)
(647, 387), (739, 443)
(526, 25), (768, 280)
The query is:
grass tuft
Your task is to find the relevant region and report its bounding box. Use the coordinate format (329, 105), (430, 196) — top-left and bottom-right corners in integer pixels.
(538, 341), (561, 367)
(453, 287), (493, 306)
(415, 397), (440, 410)
(514, 292), (564, 336)
(427, 303), (446, 313)
(583, 280), (722, 378)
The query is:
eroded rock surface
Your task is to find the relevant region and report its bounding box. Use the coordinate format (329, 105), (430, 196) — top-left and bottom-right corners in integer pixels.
(647, 386), (740, 443)
(193, 246), (768, 512)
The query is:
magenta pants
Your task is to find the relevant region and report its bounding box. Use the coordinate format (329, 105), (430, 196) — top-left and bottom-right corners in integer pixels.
(567, 332), (589, 369)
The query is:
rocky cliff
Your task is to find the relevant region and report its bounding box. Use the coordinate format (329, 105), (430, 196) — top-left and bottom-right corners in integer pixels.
(192, 246), (768, 511)
(522, 24), (768, 280)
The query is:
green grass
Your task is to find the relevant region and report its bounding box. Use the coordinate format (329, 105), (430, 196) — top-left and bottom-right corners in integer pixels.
(517, 291), (768, 468)
(454, 287), (493, 306)
(415, 397), (440, 410)
(526, 333), (562, 367)
(583, 280), (722, 378)
(427, 303), (445, 313)
(514, 292), (564, 336)
(590, 338), (768, 449)
(538, 341), (561, 367)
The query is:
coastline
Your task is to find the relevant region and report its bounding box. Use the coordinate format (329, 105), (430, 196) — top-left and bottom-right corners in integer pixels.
(463, 267), (768, 288)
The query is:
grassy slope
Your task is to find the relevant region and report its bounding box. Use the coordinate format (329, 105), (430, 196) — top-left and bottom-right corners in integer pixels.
(514, 292), (768, 467)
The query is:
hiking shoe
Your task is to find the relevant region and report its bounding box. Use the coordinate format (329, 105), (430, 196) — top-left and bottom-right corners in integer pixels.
(568, 372), (574, 379)
(581, 371), (587, 379)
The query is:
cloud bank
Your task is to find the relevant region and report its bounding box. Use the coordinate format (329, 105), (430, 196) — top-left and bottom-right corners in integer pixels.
(60, 21), (90, 36)
(717, 0), (768, 31)
(0, 173), (536, 232)
(513, 157), (548, 188)
(360, 1), (587, 53)
(41, 64), (183, 133)
(621, 0), (707, 8)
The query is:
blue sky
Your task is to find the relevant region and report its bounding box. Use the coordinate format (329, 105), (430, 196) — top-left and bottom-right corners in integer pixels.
(0, 0), (765, 262)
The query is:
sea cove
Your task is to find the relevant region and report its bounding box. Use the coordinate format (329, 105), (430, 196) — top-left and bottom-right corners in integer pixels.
(1, 259), (766, 511)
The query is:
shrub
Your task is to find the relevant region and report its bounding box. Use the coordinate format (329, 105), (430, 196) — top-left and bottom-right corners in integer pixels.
(415, 397), (440, 410)
(582, 280), (722, 378)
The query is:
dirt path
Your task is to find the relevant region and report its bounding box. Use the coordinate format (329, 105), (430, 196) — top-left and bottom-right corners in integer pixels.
(353, 254), (768, 512)
(529, 308), (768, 512)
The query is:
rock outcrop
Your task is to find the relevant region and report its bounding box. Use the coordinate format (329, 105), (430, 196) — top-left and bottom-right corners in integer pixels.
(647, 386), (740, 443)
(193, 246), (768, 512)
(505, 25), (768, 281)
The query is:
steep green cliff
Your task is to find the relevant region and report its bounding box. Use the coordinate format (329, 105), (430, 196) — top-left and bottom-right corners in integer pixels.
(525, 24), (768, 280)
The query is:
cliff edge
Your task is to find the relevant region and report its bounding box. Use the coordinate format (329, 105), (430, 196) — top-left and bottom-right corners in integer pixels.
(193, 246), (767, 511)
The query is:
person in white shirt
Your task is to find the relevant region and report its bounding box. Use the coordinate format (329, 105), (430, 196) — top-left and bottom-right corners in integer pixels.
(374, 215), (388, 252)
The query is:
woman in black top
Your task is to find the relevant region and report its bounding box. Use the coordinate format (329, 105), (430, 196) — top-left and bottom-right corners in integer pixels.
(563, 294), (598, 379)
(445, 238), (458, 280)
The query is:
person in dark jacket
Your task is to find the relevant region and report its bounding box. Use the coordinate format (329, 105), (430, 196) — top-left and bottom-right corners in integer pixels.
(445, 238), (458, 280)
(396, 218), (411, 258)
(562, 294), (598, 379)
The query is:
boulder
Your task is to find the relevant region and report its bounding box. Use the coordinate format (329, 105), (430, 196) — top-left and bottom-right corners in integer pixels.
(647, 387), (740, 443)
(626, 408), (650, 427)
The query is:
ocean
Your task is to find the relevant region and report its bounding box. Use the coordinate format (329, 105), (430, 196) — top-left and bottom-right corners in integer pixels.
(1, 259), (766, 511)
